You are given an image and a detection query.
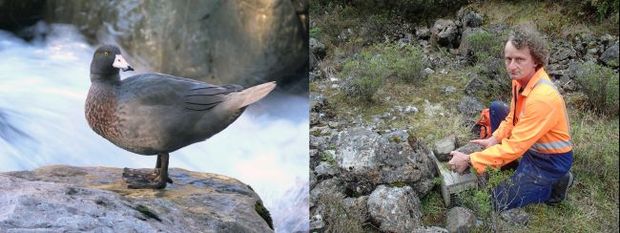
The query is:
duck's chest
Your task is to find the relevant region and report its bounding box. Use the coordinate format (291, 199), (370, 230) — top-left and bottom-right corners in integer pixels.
(85, 87), (122, 139)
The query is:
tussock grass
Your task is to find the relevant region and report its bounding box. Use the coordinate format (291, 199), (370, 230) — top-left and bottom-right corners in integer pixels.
(318, 192), (367, 233)
(420, 188), (447, 225)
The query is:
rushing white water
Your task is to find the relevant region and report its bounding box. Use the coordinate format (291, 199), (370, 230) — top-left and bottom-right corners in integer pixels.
(0, 24), (308, 232)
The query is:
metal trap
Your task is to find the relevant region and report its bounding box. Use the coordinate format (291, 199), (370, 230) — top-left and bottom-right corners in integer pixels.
(428, 151), (478, 206)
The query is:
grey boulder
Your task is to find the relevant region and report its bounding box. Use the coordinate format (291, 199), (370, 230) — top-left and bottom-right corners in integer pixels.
(367, 185), (422, 233)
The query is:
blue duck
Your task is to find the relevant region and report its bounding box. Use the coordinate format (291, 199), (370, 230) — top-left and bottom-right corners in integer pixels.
(85, 45), (276, 189)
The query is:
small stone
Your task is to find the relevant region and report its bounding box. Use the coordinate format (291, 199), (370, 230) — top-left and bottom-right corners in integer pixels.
(404, 105), (418, 114)
(443, 86), (456, 94)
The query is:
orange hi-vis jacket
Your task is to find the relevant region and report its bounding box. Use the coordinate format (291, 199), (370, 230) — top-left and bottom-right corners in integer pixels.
(470, 68), (573, 174)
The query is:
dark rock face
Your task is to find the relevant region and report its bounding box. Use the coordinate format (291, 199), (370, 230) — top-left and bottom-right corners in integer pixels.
(0, 0), (46, 32)
(431, 19), (459, 48)
(457, 8), (483, 29)
(599, 41), (619, 68)
(45, 0), (307, 86)
(0, 165), (273, 233)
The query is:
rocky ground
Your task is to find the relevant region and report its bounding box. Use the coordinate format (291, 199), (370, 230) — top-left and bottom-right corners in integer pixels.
(309, 5), (618, 233)
(0, 165), (273, 233)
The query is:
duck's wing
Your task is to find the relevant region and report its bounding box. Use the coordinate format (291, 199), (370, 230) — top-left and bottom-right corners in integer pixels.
(119, 73), (243, 111)
(183, 83), (244, 111)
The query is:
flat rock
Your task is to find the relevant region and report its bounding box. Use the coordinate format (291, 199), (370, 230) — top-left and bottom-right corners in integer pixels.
(0, 165), (273, 233)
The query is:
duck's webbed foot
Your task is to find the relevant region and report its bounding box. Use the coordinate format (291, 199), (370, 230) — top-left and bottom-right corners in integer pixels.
(122, 153), (172, 189)
(124, 173), (168, 189)
(122, 168), (157, 181)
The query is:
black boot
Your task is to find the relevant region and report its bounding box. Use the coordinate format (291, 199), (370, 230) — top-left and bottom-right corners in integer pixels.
(546, 171), (574, 205)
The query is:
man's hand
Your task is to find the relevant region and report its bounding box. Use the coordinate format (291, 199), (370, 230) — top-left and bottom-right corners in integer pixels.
(448, 151), (470, 174)
(471, 136), (498, 148)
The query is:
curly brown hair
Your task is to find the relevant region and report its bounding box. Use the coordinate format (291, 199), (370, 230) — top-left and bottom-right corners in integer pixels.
(507, 24), (549, 69)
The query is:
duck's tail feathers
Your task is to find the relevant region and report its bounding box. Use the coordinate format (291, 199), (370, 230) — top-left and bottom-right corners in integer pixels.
(228, 81), (276, 109)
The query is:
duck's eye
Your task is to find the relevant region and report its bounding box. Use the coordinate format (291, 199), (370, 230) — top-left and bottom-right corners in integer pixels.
(104, 51), (110, 56)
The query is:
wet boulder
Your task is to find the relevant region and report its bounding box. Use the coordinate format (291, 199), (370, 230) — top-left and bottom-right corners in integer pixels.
(45, 0), (307, 86)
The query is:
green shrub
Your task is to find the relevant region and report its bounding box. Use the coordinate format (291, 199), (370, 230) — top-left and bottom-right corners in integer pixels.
(310, 27), (321, 38)
(383, 43), (427, 84)
(342, 58), (385, 102)
(320, 151), (337, 165)
(341, 43), (427, 101)
(573, 61), (619, 116)
(457, 168), (515, 230)
(576, 0), (620, 22)
(463, 30), (504, 65)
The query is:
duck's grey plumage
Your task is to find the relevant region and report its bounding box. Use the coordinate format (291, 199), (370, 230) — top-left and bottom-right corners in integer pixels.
(101, 72), (245, 155)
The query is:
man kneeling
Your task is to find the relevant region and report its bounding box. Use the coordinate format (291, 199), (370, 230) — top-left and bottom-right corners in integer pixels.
(448, 24), (574, 211)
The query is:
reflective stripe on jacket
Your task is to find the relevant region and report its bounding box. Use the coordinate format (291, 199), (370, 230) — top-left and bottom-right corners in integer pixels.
(470, 68), (572, 174)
